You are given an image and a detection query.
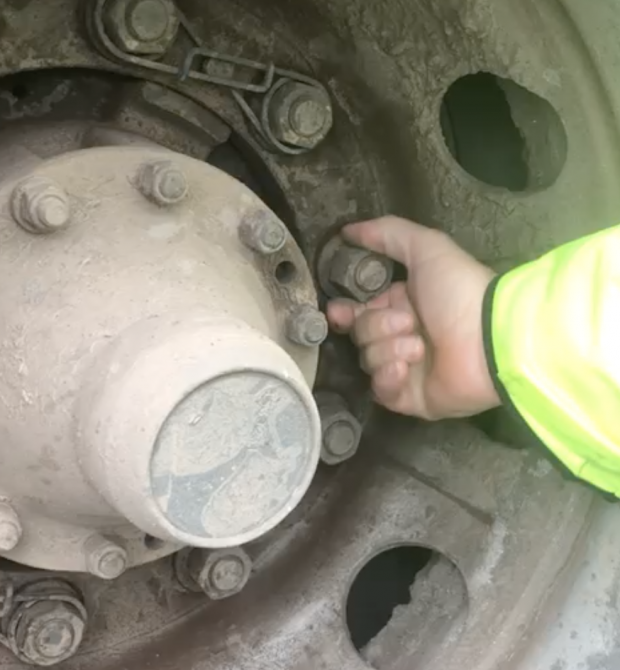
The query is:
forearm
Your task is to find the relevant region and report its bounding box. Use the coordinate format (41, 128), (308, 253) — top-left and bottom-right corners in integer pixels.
(482, 225), (620, 496)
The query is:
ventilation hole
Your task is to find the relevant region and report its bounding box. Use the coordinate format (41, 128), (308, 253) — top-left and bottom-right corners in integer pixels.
(275, 260), (296, 284)
(441, 72), (567, 192)
(346, 546), (468, 669)
(144, 534), (165, 550)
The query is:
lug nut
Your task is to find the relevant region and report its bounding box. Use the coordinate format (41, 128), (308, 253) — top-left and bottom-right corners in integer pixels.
(317, 393), (362, 465)
(0, 502), (22, 552)
(239, 209), (287, 255)
(84, 535), (128, 580)
(11, 176), (71, 235)
(13, 601), (86, 667)
(268, 81), (333, 150)
(328, 243), (393, 303)
(138, 160), (188, 206)
(7, 581), (87, 667)
(286, 305), (328, 347)
(186, 547), (252, 600)
(104, 0), (180, 56)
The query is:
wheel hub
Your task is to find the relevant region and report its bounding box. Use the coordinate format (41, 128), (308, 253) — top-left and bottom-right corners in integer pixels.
(0, 139), (323, 573)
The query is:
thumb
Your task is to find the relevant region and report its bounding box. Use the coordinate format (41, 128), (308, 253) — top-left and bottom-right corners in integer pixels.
(342, 216), (435, 267)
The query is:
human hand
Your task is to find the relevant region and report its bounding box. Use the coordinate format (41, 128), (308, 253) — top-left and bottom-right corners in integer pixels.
(327, 216), (500, 419)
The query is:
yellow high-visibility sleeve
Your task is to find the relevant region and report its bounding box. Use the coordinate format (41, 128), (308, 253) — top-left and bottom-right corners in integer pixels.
(485, 225), (620, 495)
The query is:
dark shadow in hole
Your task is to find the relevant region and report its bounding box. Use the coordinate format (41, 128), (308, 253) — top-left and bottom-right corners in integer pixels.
(275, 260), (296, 284)
(441, 72), (528, 191)
(346, 545), (433, 651)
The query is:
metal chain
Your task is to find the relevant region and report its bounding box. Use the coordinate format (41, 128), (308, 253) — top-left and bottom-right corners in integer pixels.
(89, 0), (327, 154)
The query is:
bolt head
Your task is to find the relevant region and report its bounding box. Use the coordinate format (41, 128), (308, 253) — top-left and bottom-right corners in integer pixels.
(328, 244), (393, 302)
(84, 536), (128, 580)
(286, 305), (328, 347)
(192, 548), (252, 600)
(355, 256), (390, 293)
(11, 177), (71, 235)
(318, 396), (362, 465)
(104, 0), (179, 55)
(0, 520), (21, 552)
(15, 601), (86, 666)
(209, 556), (246, 592)
(239, 210), (287, 255)
(0, 502), (22, 551)
(139, 160), (189, 206)
(269, 82), (333, 149)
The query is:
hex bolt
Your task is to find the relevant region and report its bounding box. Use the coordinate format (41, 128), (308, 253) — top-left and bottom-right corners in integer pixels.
(104, 0), (179, 56)
(328, 244), (393, 303)
(286, 305), (328, 347)
(138, 160), (188, 206)
(12, 600), (86, 666)
(239, 209), (287, 255)
(317, 394), (362, 465)
(268, 81), (333, 150)
(0, 502), (22, 552)
(187, 547), (252, 600)
(355, 256), (390, 293)
(11, 176), (71, 235)
(84, 535), (128, 580)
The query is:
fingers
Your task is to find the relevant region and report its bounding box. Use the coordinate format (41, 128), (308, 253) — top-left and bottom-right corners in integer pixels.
(326, 282), (413, 336)
(326, 300), (363, 334)
(360, 335), (424, 374)
(352, 308), (415, 347)
(372, 361), (409, 400)
(341, 216), (425, 265)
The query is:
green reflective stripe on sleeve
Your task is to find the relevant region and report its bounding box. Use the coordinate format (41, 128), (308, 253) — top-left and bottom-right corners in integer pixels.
(491, 225), (620, 495)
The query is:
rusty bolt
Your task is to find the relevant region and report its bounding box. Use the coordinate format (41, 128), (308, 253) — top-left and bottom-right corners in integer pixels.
(239, 209), (287, 255)
(318, 394), (362, 465)
(329, 244), (393, 303)
(268, 81), (333, 150)
(138, 160), (188, 206)
(0, 502), (22, 552)
(104, 0), (179, 56)
(286, 305), (328, 347)
(11, 177), (71, 235)
(84, 535), (128, 580)
(13, 600), (86, 666)
(187, 547), (252, 600)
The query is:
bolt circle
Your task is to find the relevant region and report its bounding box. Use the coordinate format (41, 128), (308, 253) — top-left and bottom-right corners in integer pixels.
(139, 160), (189, 206)
(11, 177), (71, 235)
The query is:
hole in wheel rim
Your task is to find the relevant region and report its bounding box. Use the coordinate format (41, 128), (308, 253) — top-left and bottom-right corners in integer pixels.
(346, 546), (468, 669)
(440, 72), (567, 192)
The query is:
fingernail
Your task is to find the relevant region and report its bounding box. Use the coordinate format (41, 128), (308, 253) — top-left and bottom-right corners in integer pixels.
(388, 313), (412, 333)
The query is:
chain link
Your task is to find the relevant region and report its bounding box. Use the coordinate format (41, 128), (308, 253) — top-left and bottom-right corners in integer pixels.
(89, 0), (328, 154)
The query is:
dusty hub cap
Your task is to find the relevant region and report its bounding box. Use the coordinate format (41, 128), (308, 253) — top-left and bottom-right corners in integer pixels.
(0, 143), (323, 573)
